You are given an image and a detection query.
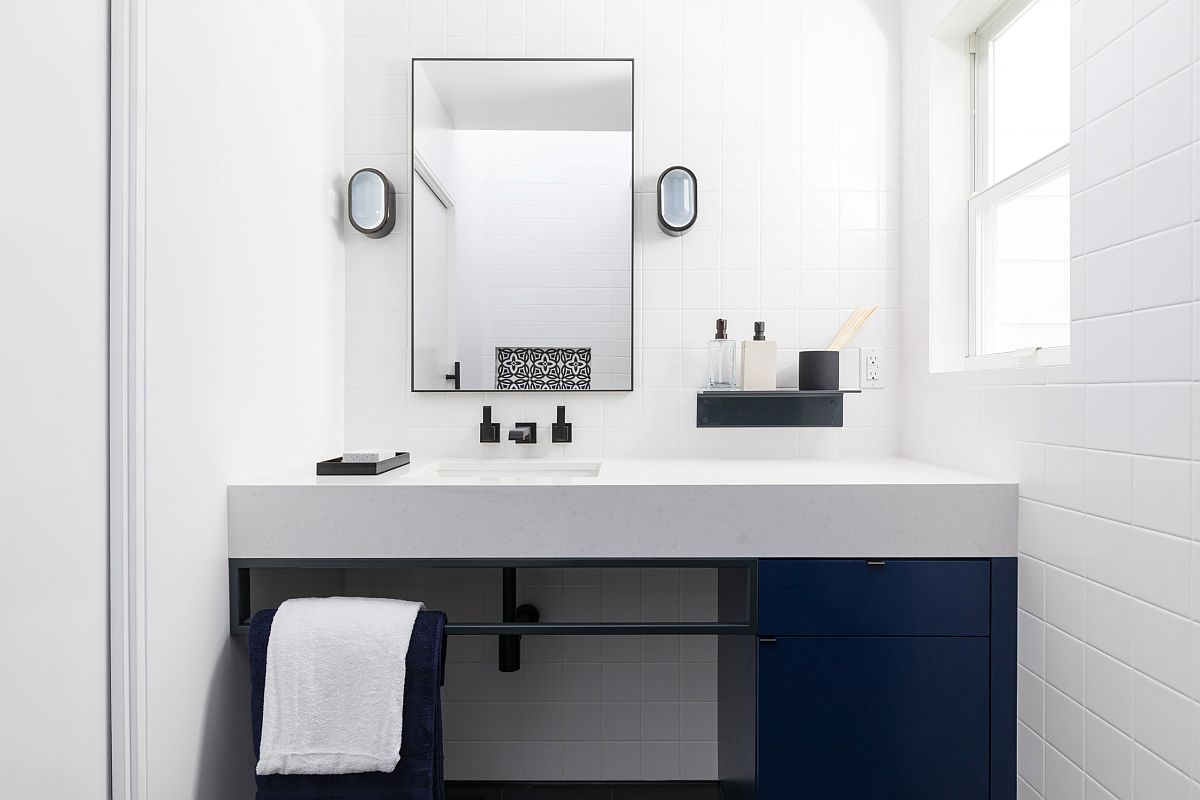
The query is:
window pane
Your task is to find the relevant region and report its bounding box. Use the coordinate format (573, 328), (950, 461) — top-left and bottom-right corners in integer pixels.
(978, 171), (1070, 355)
(989, 0), (1070, 183)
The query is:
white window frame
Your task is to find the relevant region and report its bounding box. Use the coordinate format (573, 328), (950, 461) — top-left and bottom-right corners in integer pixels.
(964, 0), (1070, 367)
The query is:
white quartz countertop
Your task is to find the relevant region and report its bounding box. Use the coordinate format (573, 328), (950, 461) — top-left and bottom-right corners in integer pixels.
(228, 457), (1016, 559)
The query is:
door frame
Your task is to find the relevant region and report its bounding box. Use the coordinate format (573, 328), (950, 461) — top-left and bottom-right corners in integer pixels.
(108, 0), (148, 797)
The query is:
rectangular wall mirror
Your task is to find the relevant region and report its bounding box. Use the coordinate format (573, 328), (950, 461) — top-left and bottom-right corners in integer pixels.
(411, 59), (634, 392)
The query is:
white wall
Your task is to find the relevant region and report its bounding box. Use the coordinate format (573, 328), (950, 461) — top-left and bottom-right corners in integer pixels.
(0, 3), (109, 796)
(900, 0), (1200, 797)
(142, 1), (344, 797)
(345, 0), (903, 460)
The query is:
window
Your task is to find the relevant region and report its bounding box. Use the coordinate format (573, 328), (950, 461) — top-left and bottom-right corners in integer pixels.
(968, 0), (1070, 358)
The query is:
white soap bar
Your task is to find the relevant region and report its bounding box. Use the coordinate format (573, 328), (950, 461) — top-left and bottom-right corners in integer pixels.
(740, 340), (778, 391)
(343, 449), (394, 463)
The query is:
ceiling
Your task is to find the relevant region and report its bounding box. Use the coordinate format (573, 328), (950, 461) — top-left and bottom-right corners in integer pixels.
(416, 60), (633, 132)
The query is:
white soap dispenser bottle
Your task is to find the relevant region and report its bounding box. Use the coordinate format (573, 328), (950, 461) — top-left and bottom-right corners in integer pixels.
(740, 321), (778, 391)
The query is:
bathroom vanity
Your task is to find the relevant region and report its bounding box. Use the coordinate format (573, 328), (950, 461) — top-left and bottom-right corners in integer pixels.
(229, 458), (1016, 799)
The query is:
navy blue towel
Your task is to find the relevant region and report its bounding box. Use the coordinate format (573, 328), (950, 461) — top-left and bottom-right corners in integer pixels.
(249, 608), (446, 800)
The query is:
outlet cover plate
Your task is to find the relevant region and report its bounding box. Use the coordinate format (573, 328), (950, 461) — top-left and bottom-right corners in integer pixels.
(862, 348), (883, 388)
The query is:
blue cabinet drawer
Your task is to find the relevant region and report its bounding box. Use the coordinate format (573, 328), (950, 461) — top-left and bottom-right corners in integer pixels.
(758, 559), (990, 636)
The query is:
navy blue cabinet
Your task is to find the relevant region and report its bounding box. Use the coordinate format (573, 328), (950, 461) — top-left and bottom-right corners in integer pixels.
(759, 636), (989, 799)
(719, 558), (1016, 800)
(758, 558), (991, 636)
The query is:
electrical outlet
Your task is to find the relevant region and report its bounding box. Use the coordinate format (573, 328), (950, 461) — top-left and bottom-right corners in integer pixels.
(862, 348), (883, 388)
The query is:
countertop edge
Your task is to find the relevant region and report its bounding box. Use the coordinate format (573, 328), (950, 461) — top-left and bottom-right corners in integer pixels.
(228, 482), (1018, 560)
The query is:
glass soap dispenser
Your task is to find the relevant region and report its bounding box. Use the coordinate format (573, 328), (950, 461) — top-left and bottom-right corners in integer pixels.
(707, 318), (737, 388)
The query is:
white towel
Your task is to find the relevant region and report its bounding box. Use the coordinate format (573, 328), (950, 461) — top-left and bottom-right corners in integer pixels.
(257, 596), (424, 775)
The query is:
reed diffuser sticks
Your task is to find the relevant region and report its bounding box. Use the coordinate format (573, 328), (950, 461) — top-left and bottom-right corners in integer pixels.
(826, 306), (877, 351)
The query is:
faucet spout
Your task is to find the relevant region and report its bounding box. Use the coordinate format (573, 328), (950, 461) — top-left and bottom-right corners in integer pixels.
(508, 422), (537, 444)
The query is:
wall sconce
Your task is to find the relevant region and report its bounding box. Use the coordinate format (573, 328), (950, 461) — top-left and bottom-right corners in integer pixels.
(656, 166), (697, 236)
(348, 168), (396, 238)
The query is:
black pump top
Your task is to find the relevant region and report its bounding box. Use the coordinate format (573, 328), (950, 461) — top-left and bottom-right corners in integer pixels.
(753, 321), (766, 341)
(715, 318), (728, 340)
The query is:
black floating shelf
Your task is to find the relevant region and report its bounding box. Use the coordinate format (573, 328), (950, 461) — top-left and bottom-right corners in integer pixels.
(696, 389), (860, 428)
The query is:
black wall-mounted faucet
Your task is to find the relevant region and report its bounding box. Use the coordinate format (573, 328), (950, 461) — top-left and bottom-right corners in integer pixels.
(480, 406), (500, 443)
(552, 405), (572, 443)
(509, 423), (537, 444)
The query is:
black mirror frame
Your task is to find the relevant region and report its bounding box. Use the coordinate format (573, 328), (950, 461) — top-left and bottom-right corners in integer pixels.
(409, 58), (636, 393)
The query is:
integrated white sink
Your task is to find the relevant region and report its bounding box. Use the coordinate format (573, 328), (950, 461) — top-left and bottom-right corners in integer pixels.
(417, 460), (603, 480)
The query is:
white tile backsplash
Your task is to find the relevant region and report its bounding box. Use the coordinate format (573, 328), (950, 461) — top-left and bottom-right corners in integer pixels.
(1085, 712), (1133, 799)
(346, 0), (902, 463)
(901, 0), (1199, 797)
(1084, 175), (1135, 253)
(344, 4), (899, 775)
(1087, 647), (1135, 733)
(1086, 33), (1135, 123)
(1086, 105), (1134, 187)
(1131, 382), (1192, 458)
(1084, 383), (1132, 452)
(1132, 303), (1192, 381)
(337, 566), (719, 781)
(1132, 68), (1193, 165)
(1132, 223), (1192, 310)
(341, 0), (1200, 789)
(1131, 0), (1194, 94)
(1132, 147), (1193, 237)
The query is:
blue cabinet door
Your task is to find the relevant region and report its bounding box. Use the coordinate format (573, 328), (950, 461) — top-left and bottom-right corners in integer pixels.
(758, 635), (991, 800)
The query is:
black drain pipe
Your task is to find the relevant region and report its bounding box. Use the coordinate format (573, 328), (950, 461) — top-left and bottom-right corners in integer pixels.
(498, 567), (539, 672)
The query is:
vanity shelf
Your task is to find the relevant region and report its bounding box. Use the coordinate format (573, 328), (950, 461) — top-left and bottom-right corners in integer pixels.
(695, 389), (861, 428)
(228, 557), (757, 637)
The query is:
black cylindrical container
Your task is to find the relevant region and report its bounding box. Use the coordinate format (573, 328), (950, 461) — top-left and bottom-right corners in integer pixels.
(797, 350), (840, 390)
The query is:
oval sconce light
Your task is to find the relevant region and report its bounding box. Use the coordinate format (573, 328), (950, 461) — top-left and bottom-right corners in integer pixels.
(656, 166), (697, 236)
(348, 168), (396, 238)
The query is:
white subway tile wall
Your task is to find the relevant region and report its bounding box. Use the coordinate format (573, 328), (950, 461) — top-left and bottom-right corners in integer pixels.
(340, 567), (718, 781)
(345, 0), (903, 461)
(900, 0), (1198, 798)
(346, 2), (901, 779)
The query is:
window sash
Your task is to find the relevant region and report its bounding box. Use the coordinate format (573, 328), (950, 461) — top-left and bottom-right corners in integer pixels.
(968, 0), (1070, 360)
(967, 144), (1070, 357)
(972, 0), (1043, 193)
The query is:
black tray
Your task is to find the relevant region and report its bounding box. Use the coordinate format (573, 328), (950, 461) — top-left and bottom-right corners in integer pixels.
(317, 452), (410, 475)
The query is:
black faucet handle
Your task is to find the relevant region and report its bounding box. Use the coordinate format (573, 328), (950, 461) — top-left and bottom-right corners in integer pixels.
(552, 405), (572, 443)
(480, 405), (500, 443)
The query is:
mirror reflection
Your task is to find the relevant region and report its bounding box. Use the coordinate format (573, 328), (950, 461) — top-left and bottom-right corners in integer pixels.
(411, 59), (634, 391)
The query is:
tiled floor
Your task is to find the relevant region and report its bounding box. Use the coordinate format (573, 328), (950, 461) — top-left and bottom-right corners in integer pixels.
(445, 782), (723, 800)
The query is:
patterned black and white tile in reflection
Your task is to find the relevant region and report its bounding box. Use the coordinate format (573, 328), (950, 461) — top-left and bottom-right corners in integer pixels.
(495, 347), (592, 390)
